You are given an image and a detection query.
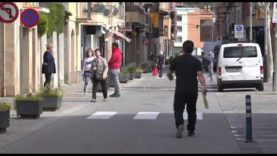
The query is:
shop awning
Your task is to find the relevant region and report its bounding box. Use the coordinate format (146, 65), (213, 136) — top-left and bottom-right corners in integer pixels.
(109, 29), (132, 43)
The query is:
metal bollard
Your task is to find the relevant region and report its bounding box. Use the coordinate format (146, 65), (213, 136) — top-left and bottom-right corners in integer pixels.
(245, 95), (253, 143)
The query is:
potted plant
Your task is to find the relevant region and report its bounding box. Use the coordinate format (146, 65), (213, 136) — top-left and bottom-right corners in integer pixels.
(119, 68), (129, 83)
(0, 102), (11, 133)
(15, 93), (42, 118)
(127, 66), (136, 80)
(134, 67), (143, 79)
(39, 88), (63, 111)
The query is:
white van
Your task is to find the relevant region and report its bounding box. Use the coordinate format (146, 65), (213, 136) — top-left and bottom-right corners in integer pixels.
(216, 43), (264, 92)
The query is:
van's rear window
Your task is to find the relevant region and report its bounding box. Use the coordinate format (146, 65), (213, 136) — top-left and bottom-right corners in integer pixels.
(223, 46), (257, 58)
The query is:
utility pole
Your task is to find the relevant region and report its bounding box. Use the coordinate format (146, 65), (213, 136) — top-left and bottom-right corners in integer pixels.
(273, 3), (277, 92)
(272, 25), (277, 92)
(264, 2), (269, 82)
(250, 2), (253, 42)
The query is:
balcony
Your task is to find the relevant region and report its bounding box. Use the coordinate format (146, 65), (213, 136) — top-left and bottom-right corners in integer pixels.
(76, 3), (118, 25)
(159, 2), (172, 13)
(126, 5), (146, 29)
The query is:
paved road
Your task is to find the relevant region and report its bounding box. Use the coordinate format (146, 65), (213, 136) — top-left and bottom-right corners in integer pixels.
(0, 72), (276, 153)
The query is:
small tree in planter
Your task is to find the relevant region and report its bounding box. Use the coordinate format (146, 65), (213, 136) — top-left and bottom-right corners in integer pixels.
(39, 88), (63, 111)
(134, 67), (143, 79)
(15, 94), (42, 119)
(119, 68), (129, 83)
(0, 102), (11, 133)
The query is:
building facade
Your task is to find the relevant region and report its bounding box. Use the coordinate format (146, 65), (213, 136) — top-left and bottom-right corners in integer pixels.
(174, 6), (214, 56)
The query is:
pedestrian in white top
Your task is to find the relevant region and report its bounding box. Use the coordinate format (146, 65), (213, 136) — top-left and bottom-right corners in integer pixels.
(82, 48), (95, 94)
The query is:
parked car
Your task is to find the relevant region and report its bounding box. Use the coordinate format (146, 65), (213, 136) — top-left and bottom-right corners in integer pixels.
(216, 42), (264, 92)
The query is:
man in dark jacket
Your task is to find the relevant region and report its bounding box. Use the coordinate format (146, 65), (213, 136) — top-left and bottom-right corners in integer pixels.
(42, 43), (56, 89)
(108, 42), (122, 97)
(167, 40), (207, 138)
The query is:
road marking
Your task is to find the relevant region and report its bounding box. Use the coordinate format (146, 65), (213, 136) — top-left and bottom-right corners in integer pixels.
(183, 112), (203, 120)
(59, 105), (88, 116)
(87, 111), (117, 119)
(134, 112), (159, 120)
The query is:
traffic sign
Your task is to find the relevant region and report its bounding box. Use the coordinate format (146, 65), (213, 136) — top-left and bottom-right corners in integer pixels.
(0, 2), (19, 23)
(20, 8), (39, 28)
(235, 25), (244, 39)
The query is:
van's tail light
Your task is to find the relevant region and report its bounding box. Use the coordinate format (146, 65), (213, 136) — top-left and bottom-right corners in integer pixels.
(217, 67), (222, 76)
(260, 66), (264, 74)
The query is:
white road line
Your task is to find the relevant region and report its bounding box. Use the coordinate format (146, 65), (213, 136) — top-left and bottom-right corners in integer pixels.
(133, 112), (160, 120)
(183, 112), (203, 120)
(60, 105), (87, 116)
(87, 111), (117, 119)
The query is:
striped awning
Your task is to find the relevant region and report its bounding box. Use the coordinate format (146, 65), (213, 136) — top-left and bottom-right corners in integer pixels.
(109, 29), (131, 43)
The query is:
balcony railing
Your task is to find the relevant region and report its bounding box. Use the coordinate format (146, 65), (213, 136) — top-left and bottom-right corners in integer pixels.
(126, 5), (146, 25)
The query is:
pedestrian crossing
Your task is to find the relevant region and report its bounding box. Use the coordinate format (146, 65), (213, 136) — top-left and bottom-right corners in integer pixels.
(86, 111), (203, 120)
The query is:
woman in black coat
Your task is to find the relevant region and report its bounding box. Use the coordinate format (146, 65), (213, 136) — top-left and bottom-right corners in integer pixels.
(42, 43), (56, 89)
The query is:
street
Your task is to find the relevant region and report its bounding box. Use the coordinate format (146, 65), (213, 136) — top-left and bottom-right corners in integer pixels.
(1, 72), (277, 153)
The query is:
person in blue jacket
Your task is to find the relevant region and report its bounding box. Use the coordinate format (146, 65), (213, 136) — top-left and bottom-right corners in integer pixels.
(42, 43), (56, 89)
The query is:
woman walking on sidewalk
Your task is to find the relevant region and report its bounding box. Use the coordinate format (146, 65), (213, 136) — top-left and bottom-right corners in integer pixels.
(90, 48), (109, 102)
(82, 48), (95, 94)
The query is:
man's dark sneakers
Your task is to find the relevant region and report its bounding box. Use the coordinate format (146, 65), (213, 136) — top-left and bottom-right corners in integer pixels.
(188, 131), (195, 136)
(110, 94), (120, 97)
(176, 124), (184, 138)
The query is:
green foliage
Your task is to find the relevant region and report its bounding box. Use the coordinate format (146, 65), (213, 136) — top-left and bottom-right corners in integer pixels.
(135, 67), (144, 73)
(38, 88), (63, 97)
(0, 102), (11, 111)
(127, 66), (136, 73)
(120, 67), (129, 76)
(37, 13), (48, 37)
(15, 94), (42, 102)
(47, 3), (65, 37)
(140, 61), (153, 73)
(126, 63), (136, 73)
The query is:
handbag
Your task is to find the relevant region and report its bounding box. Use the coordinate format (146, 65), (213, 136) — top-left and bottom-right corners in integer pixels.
(152, 66), (158, 76)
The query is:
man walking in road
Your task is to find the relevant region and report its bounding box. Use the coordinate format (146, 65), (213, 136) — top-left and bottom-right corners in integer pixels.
(108, 42), (122, 97)
(167, 40), (207, 138)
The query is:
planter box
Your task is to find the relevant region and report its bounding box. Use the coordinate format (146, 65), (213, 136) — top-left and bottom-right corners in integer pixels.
(16, 101), (42, 119)
(0, 110), (10, 133)
(129, 73), (134, 80)
(41, 96), (62, 111)
(134, 72), (142, 79)
(119, 74), (129, 83)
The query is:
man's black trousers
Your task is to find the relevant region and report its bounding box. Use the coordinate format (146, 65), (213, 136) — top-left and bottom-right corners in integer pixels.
(173, 92), (198, 132)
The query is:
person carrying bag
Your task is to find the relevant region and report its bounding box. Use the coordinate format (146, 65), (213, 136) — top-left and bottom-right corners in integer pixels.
(90, 48), (108, 102)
